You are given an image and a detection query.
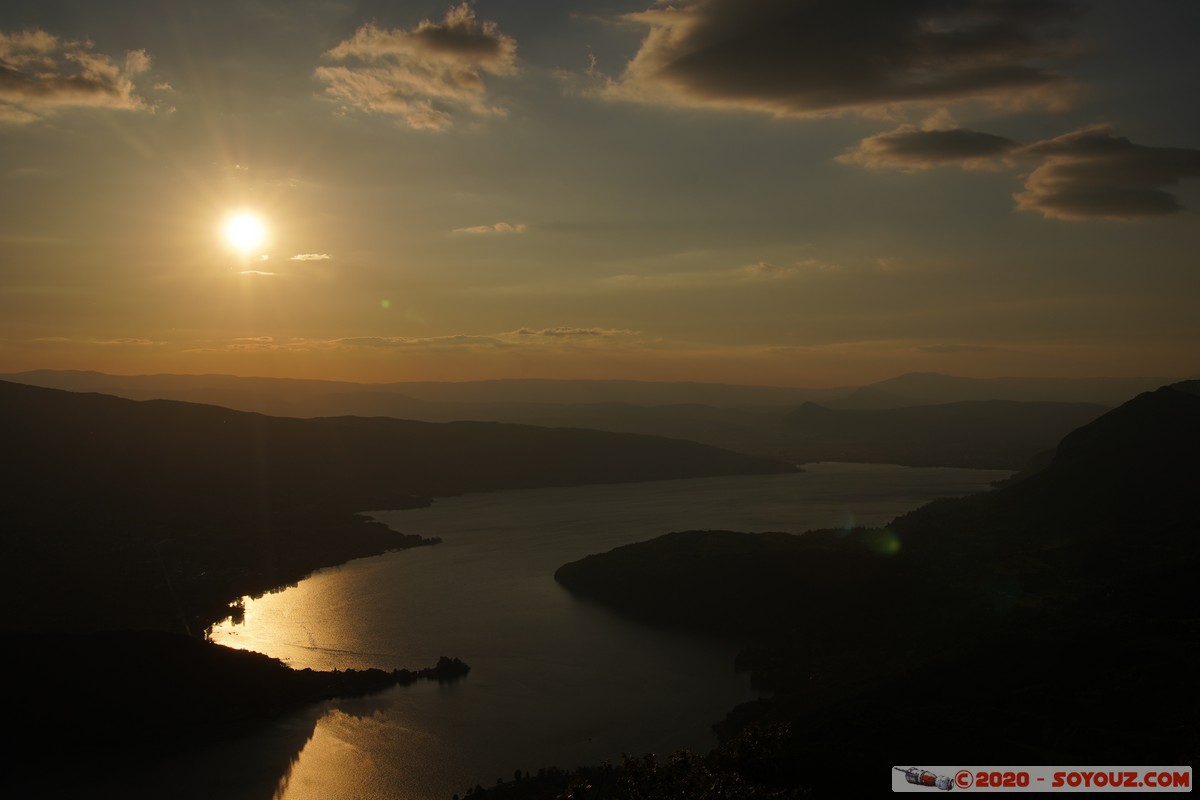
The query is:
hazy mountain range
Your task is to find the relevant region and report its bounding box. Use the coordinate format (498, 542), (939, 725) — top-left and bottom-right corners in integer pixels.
(5, 368), (1174, 410)
(823, 371), (1180, 409)
(3, 369), (1176, 470)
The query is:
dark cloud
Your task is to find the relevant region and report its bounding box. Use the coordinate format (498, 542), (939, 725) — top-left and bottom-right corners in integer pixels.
(0, 29), (153, 122)
(1014, 125), (1200, 221)
(839, 122), (1018, 171)
(317, 4), (517, 130)
(608, 0), (1080, 116)
(841, 120), (1200, 221)
(408, 5), (513, 60)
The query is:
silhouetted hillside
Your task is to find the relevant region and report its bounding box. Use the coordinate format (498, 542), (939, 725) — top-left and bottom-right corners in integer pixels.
(2, 380), (793, 515)
(781, 399), (1106, 468)
(889, 381), (1200, 575)
(0, 379), (793, 633)
(0, 370), (838, 464)
(827, 371), (1175, 409)
(553, 382), (1200, 775)
(12, 629), (467, 752)
(9, 629), (470, 795)
(559, 382), (1200, 638)
(557, 528), (907, 642)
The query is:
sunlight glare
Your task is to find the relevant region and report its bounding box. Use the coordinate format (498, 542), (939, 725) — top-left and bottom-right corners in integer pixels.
(223, 211), (267, 254)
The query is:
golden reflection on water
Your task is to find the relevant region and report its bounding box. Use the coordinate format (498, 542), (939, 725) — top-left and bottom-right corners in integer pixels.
(272, 704), (457, 800)
(274, 711), (382, 800)
(209, 557), (411, 671)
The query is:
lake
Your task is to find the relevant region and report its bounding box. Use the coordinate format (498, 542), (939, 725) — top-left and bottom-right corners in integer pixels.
(201, 463), (1009, 799)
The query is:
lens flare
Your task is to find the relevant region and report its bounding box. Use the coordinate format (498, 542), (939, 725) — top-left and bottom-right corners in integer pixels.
(862, 528), (902, 556)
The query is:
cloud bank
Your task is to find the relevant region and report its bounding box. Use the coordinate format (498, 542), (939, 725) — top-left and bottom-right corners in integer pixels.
(841, 120), (1200, 221)
(1013, 125), (1200, 221)
(606, 0), (1080, 117)
(317, 4), (517, 130)
(601, 4), (1197, 222)
(0, 28), (153, 122)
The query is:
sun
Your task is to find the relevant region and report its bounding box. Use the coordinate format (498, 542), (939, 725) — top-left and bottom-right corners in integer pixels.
(222, 211), (267, 254)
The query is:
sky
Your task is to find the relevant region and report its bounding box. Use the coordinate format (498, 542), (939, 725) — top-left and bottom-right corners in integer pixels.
(1, 0), (1197, 387)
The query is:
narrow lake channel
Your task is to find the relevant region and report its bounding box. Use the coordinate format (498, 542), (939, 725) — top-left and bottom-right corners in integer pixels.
(198, 463), (1010, 799)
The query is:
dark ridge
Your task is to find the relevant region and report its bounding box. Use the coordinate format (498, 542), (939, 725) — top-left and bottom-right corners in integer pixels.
(1, 379), (794, 517)
(555, 529), (893, 638)
(780, 399), (1108, 469)
(549, 381), (1200, 784)
(0, 379), (794, 634)
(559, 383), (1200, 639)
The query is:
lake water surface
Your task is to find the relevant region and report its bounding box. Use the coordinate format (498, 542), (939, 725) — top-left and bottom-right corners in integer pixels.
(206, 463), (1008, 799)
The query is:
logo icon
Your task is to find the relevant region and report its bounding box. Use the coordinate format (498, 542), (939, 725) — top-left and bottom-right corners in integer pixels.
(894, 766), (956, 790)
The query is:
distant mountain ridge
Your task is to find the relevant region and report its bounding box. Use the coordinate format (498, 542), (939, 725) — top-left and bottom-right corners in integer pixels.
(6, 368), (1174, 412)
(3, 369), (1172, 470)
(826, 371), (1175, 409)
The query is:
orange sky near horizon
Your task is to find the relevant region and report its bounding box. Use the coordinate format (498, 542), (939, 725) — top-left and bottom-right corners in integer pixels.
(1, 2), (1197, 387)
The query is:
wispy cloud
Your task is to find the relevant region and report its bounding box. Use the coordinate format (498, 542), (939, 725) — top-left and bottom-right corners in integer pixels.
(187, 336), (314, 353)
(506, 327), (640, 338)
(601, 258), (843, 290)
(919, 343), (998, 354)
(289, 253), (332, 261)
(316, 4), (517, 130)
(452, 222), (526, 234)
(333, 334), (512, 349)
(0, 28), (155, 122)
(739, 259), (841, 278)
(29, 336), (163, 347)
(603, 0), (1080, 118)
